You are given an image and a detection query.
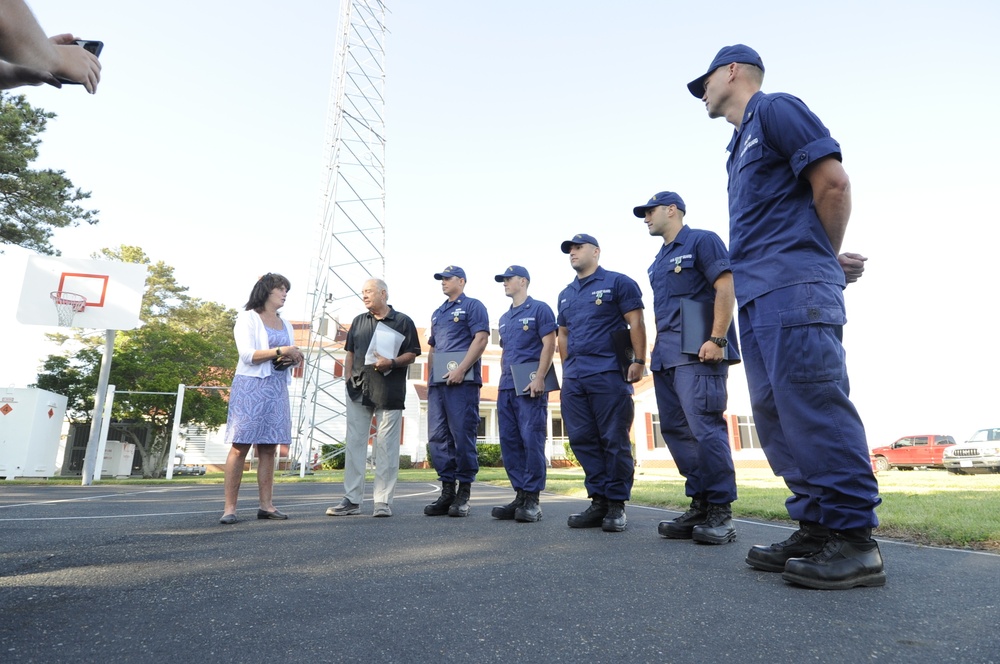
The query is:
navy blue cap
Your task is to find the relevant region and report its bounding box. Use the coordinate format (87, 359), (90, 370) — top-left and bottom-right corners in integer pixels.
(494, 265), (530, 282)
(633, 191), (686, 217)
(560, 233), (599, 254)
(687, 44), (764, 98)
(433, 265), (466, 280)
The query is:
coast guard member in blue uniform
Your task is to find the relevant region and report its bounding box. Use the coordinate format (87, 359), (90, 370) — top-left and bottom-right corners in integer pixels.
(424, 265), (490, 518)
(557, 234), (645, 532)
(689, 44), (882, 589)
(490, 265), (557, 523)
(635, 191), (741, 545)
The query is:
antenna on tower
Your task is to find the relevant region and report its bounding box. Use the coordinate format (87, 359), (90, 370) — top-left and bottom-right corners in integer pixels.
(293, 0), (388, 472)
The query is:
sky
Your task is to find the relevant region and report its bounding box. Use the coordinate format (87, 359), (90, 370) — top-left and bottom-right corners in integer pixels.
(3, 0), (998, 448)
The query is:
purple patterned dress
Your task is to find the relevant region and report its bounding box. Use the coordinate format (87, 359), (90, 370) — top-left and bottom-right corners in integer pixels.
(225, 325), (292, 445)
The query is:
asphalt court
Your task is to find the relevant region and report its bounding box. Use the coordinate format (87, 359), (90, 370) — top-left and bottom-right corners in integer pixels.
(2, 482), (998, 664)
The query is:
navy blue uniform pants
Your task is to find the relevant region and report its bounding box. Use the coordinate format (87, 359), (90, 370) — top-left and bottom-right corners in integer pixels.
(739, 283), (880, 531)
(653, 365), (737, 505)
(497, 388), (547, 493)
(560, 372), (634, 501)
(427, 383), (480, 483)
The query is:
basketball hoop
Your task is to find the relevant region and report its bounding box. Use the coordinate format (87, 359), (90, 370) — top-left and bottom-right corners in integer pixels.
(50, 291), (87, 327)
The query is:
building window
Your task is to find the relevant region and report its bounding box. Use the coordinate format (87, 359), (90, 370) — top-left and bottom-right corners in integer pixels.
(408, 362), (423, 380)
(551, 416), (567, 439)
(647, 414), (668, 449)
(477, 412), (487, 439)
(736, 415), (761, 449)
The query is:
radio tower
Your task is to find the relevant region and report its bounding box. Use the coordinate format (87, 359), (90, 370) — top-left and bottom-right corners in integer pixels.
(294, 0), (388, 471)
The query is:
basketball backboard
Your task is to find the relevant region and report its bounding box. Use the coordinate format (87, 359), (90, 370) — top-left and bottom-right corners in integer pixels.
(16, 256), (148, 330)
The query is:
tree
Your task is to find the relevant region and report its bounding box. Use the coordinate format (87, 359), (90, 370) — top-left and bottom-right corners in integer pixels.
(35, 348), (101, 422)
(94, 246), (189, 320)
(0, 92), (98, 255)
(35, 246), (238, 477)
(106, 321), (234, 477)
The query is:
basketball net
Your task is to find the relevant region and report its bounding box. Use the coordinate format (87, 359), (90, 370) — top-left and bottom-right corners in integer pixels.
(50, 291), (87, 327)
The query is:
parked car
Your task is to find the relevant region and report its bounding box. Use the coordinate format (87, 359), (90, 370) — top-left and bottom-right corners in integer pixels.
(870, 434), (956, 472)
(943, 427), (1000, 475)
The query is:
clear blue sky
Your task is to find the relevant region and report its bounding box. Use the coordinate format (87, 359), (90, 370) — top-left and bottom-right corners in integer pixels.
(3, 1), (998, 447)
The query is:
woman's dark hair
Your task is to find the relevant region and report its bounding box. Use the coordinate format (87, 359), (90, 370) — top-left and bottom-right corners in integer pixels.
(245, 272), (292, 312)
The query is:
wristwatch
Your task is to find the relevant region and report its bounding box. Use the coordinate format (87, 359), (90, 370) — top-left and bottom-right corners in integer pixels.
(709, 336), (728, 348)
(631, 358), (645, 365)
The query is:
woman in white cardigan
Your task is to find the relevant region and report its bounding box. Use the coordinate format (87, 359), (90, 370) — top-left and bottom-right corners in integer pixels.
(220, 273), (304, 524)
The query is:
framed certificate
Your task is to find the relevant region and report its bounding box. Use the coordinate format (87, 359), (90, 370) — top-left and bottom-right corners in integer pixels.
(511, 362), (559, 396)
(680, 298), (728, 360)
(612, 328), (633, 381)
(431, 351), (474, 384)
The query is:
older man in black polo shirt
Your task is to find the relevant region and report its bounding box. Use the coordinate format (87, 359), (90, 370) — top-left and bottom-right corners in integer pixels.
(326, 278), (421, 518)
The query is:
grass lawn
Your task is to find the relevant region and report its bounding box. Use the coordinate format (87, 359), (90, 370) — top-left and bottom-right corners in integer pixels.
(484, 466), (1000, 551)
(9, 466), (999, 551)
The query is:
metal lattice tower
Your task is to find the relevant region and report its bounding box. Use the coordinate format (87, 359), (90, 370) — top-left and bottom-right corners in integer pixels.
(294, 0), (388, 466)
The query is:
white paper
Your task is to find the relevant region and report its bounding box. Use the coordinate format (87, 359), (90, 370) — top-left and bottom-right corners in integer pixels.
(365, 322), (405, 374)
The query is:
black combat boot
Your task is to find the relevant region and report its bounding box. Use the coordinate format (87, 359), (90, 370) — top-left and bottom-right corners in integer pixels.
(567, 496), (608, 528)
(745, 521), (830, 572)
(491, 489), (525, 520)
(658, 497), (708, 539)
(514, 491), (542, 523)
(424, 480), (457, 516)
(691, 503), (737, 544)
(601, 500), (627, 532)
(782, 528), (886, 590)
(448, 481), (472, 517)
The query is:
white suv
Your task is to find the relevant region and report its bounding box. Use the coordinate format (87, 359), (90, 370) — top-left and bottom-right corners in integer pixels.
(943, 427), (1000, 475)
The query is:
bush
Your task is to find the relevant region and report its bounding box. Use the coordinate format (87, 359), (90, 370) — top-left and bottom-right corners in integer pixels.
(562, 442), (578, 466)
(421, 443), (504, 467)
(320, 443), (346, 470)
(399, 454), (412, 470)
(477, 443), (504, 467)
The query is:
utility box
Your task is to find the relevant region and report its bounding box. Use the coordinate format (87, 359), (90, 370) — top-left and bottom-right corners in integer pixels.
(0, 388), (68, 480)
(102, 441), (136, 479)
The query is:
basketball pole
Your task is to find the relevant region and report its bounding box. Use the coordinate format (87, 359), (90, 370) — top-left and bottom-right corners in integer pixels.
(81, 329), (116, 486)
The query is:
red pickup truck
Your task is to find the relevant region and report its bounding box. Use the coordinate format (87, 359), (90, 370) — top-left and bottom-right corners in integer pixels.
(871, 435), (957, 471)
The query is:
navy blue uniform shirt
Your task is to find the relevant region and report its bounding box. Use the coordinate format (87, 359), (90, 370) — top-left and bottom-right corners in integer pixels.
(497, 295), (558, 390)
(647, 225), (740, 371)
(726, 91), (846, 305)
(556, 266), (643, 380)
(428, 295), (490, 384)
